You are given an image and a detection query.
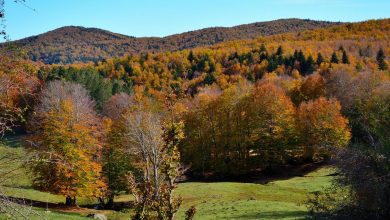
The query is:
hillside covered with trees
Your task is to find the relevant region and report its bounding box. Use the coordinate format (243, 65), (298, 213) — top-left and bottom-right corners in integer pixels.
(0, 18), (389, 219)
(2, 19), (339, 64)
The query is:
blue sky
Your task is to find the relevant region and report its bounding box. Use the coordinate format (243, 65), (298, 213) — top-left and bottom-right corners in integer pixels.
(3, 0), (390, 41)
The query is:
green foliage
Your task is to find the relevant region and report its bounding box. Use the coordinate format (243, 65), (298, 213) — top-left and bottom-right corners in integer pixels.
(40, 66), (130, 110)
(101, 122), (134, 208)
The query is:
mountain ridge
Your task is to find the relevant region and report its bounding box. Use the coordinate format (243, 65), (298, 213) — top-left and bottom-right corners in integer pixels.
(2, 18), (341, 64)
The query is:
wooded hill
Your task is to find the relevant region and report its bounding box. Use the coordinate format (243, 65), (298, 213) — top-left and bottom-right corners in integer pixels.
(2, 19), (339, 64)
(1, 18), (389, 219)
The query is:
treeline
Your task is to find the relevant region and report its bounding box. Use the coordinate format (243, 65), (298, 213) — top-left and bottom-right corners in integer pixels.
(38, 44), (388, 110)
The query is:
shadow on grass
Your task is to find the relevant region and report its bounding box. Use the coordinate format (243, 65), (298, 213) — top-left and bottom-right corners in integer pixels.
(2, 194), (132, 212)
(2, 184), (34, 190)
(231, 210), (307, 219)
(1, 135), (25, 148)
(185, 161), (333, 184)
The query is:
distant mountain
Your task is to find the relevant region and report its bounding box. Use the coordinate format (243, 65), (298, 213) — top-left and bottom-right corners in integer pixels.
(3, 19), (341, 64)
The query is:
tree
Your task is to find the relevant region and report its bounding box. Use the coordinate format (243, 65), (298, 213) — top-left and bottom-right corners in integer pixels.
(276, 46), (283, 56)
(297, 97), (351, 161)
(291, 73), (325, 105)
(103, 92), (134, 120)
(0, 50), (39, 137)
(154, 121), (185, 220)
(330, 52), (339, 64)
(376, 48), (388, 70)
(341, 50), (350, 64)
(123, 106), (164, 219)
(27, 81), (104, 206)
(304, 55), (315, 74)
(239, 82), (297, 169)
(100, 117), (134, 208)
(316, 52), (324, 65)
(123, 103), (185, 219)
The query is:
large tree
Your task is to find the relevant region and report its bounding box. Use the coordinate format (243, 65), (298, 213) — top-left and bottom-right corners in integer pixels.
(239, 82), (297, 168)
(27, 81), (104, 205)
(297, 97), (351, 161)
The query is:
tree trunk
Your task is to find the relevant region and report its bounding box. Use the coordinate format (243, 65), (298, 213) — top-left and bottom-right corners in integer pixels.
(99, 196), (114, 209)
(303, 146), (315, 162)
(65, 196), (76, 206)
(107, 196), (114, 208)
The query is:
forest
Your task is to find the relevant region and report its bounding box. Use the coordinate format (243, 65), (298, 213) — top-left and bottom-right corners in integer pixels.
(0, 17), (389, 219)
(3, 19), (338, 64)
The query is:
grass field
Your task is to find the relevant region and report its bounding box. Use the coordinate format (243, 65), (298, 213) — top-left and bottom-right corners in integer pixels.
(0, 136), (335, 219)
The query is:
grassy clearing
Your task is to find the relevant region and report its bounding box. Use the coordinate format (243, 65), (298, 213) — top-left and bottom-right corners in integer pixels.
(0, 136), (335, 219)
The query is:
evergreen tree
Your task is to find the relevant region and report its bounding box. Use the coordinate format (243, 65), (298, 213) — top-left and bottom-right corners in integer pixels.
(305, 55), (315, 74)
(316, 52), (324, 65)
(297, 50), (306, 73)
(187, 51), (195, 63)
(331, 52), (339, 64)
(376, 48), (388, 70)
(342, 50), (350, 64)
(276, 46), (283, 56)
(204, 72), (216, 85)
(260, 51), (269, 61)
(267, 55), (279, 72)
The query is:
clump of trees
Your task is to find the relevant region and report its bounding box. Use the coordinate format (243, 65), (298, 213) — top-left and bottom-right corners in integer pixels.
(25, 80), (186, 219)
(181, 76), (351, 176)
(0, 50), (39, 136)
(307, 69), (390, 219)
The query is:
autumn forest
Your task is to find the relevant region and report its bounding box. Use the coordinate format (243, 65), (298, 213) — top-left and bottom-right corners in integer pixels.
(0, 5), (389, 219)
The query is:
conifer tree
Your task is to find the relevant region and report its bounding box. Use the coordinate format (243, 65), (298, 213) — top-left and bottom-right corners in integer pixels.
(276, 46), (283, 56)
(330, 52), (339, 64)
(376, 48), (388, 70)
(316, 52), (324, 65)
(342, 50), (350, 64)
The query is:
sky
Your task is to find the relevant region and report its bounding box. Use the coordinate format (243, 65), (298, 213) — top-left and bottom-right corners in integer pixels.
(3, 0), (390, 42)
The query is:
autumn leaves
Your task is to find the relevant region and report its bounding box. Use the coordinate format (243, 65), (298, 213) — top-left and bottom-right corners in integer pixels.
(181, 78), (350, 176)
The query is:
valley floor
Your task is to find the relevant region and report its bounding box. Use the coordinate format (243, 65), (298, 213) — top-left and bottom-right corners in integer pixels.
(0, 136), (335, 220)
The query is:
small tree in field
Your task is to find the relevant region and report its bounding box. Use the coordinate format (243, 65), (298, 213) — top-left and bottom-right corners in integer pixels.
(154, 121), (185, 220)
(124, 107), (165, 219)
(123, 101), (185, 220)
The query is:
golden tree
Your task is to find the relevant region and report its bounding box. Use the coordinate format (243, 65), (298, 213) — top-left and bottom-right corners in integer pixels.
(297, 97), (351, 161)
